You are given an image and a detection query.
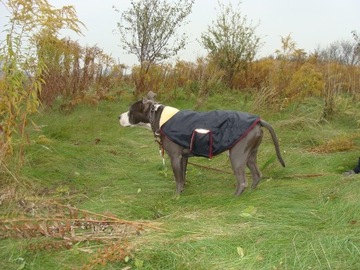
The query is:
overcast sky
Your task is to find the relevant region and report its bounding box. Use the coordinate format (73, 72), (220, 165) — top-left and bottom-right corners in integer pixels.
(2, 0), (360, 66)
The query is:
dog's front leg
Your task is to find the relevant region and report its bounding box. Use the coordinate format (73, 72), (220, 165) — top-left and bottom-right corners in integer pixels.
(169, 154), (186, 194)
(162, 138), (186, 194)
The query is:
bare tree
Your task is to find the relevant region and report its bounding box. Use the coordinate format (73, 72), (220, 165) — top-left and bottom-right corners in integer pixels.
(352, 30), (360, 64)
(316, 39), (359, 66)
(201, 1), (261, 88)
(114, 0), (194, 95)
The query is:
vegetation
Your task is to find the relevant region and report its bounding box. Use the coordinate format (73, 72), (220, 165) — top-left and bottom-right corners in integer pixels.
(114, 0), (194, 95)
(1, 0), (360, 269)
(201, 1), (261, 88)
(1, 93), (360, 269)
(0, 0), (84, 164)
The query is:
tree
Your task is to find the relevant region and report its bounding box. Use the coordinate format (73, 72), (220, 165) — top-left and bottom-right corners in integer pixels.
(114, 0), (194, 95)
(201, 1), (261, 88)
(353, 30), (360, 60)
(316, 39), (360, 66)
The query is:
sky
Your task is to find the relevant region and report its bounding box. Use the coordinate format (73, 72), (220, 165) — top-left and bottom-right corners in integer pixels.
(2, 0), (360, 67)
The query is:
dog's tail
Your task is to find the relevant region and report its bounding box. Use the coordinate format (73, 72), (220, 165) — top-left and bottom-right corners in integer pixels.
(260, 120), (286, 167)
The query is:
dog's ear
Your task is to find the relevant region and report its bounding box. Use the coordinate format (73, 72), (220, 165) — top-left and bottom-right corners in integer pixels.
(146, 91), (157, 101)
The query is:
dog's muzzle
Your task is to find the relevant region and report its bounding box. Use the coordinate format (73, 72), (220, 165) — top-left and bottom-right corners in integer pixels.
(119, 111), (131, 127)
(118, 112), (151, 129)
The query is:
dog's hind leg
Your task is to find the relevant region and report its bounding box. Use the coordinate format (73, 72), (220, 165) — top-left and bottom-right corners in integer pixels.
(232, 163), (248, 196)
(230, 126), (263, 196)
(247, 147), (262, 189)
(229, 142), (249, 196)
(182, 156), (188, 186)
(247, 132), (263, 189)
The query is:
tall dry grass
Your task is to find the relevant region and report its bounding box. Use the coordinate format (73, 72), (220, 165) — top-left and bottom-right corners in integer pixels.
(38, 37), (126, 107)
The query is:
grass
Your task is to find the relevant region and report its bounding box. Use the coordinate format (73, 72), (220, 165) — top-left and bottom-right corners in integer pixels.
(1, 92), (360, 269)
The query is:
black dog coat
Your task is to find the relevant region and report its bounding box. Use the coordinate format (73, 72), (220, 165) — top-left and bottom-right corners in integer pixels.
(160, 109), (260, 158)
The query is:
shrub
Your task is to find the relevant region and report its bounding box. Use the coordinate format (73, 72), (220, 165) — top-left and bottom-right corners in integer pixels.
(286, 63), (324, 101)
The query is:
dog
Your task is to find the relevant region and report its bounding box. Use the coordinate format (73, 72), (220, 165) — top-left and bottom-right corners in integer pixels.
(119, 91), (285, 196)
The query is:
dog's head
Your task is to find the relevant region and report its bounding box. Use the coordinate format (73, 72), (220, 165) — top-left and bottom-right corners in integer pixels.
(118, 91), (157, 128)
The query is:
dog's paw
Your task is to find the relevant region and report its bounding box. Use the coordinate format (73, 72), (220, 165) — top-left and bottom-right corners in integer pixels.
(343, 170), (355, 176)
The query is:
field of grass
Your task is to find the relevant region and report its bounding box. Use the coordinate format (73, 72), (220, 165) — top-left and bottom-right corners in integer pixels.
(1, 91), (360, 269)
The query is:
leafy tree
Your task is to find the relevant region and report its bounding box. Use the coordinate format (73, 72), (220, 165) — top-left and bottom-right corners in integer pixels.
(201, 1), (261, 88)
(0, 0), (83, 165)
(114, 0), (194, 95)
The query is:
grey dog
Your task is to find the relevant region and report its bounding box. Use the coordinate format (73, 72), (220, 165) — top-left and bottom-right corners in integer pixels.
(119, 92), (285, 196)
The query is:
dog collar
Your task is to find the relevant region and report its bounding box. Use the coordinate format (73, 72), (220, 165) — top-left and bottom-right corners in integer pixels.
(159, 106), (179, 128)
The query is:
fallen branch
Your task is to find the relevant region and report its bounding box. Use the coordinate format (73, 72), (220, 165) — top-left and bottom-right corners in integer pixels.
(55, 203), (164, 231)
(0, 202), (163, 240)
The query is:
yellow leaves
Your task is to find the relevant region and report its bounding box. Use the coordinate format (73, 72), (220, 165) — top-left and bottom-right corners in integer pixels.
(5, 0), (84, 35)
(286, 63), (324, 101)
(237, 246), (245, 258)
(240, 205), (257, 218)
(1, 0), (85, 163)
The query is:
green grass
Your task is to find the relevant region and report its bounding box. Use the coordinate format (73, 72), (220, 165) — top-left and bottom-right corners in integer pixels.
(1, 93), (360, 269)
